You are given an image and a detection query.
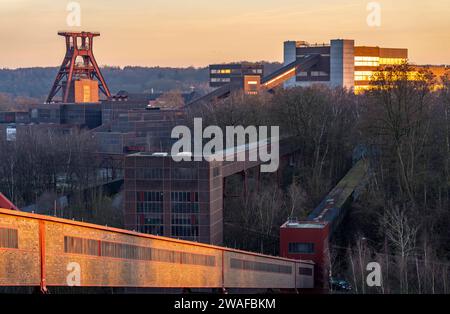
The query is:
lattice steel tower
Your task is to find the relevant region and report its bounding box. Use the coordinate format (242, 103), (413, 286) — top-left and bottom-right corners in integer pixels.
(46, 31), (111, 103)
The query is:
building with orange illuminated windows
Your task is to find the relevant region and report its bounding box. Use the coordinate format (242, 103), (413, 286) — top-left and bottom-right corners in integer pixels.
(283, 39), (410, 93)
(353, 46), (408, 93)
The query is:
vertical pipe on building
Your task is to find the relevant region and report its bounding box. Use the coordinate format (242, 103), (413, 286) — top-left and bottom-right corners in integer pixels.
(39, 220), (48, 293)
(294, 262), (298, 294)
(221, 250), (225, 291)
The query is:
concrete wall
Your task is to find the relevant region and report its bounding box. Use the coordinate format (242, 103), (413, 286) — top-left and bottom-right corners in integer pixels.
(0, 213), (41, 286)
(283, 41), (297, 88)
(223, 251), (295, 289)
(44, 221), (222, 287)
(330, 39), (355, 90)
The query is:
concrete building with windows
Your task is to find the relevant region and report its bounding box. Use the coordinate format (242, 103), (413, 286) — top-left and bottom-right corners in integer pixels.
(124, 152), (225, 245)
(209, 63), (264, 88)
(283, 39), (408, 92)
(123, 137), (300, 245)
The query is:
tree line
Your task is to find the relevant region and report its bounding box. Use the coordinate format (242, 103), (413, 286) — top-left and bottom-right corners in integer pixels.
(0, 127), (121, 227)
(0, 62), (282, 105)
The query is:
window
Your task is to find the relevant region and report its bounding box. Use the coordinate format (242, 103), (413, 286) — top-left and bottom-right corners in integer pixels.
(171, 224), (199, 238)
(171, 191), (200, 239)
(311, 71), (328, 77)
(0, 228), (18, 249)
(136, 191), (164, 235)
(138, 224), (163, 235)
(354, 71), (374, 81)
(136, 191), (163, 213)
(379, 58), (405, 65)
(172, 168), (198, 180)
(64, 236), (216, 266)
(230, 258), (292, 274)
(288, 242), (315, 254)
(210, 78), (231, 83)
(170, 192), (199, 213)
(64, 236), (98, 256)
(299, 267), (313, 276)
(354, 56), (379, 67)
(210, 69), (231, 75)
(136, 168), (163, 180)
(250, 69), (263, 74)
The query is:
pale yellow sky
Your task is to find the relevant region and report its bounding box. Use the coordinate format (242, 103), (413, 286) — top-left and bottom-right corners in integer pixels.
(0, 0), (449, 68)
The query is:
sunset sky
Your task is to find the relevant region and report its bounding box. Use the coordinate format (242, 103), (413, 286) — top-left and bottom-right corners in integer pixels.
(0, 0), (449, 68)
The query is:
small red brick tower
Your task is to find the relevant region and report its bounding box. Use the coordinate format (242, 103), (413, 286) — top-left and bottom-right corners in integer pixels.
(46, 31), (111, 103)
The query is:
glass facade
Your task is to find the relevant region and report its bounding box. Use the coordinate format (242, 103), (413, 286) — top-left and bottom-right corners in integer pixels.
(171, 191), (200, 240)
(136, 191), (164, 235)
(354, 54), (407, 93)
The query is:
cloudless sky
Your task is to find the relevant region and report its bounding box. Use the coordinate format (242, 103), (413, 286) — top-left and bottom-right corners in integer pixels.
(0, 0), (449, 68)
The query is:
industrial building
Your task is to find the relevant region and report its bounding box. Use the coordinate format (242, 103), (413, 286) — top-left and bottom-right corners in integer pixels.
(283, 39), (409, 92)
(209, 63), (264, 88)
(124, 137), (299, 245)
(0, 198), (315, 292)
(280, 159), (370, 288)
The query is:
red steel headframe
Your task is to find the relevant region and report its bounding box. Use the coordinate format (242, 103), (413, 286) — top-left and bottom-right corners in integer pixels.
(46, 31), (111, 103)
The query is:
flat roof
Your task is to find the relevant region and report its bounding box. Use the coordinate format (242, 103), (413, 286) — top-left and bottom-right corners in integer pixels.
(281, 220), (328, 229)
(129, 136), (280, 161)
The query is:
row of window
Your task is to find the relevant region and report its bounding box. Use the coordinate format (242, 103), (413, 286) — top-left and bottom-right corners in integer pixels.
(379, 57), (406, 65)
(172, 168), (198, 180)
(171, 202), (199, 213)
(354, 56), (405, 67)
(0, 227), (18, 249)
(230, 258), (292, 274)
(355, 61), (379, 67)
(354, 85), (371, 94)
(144, 216), (163, 225)
(171, 214), (199, 226)
(137, 202), (163, 213)
(137, 191), (163, 202)
(136, 168), (163, 180)
(171, 191), (199, 203)
(355, 56), (379, 62)
(355, 70), (375, 81)
(297, 71), (329, 77)
(171, 226), (199, 238)
(137, 191), (200, 203)
(355, 56), (379, 67)
(249, 69), (263, 74)
(137, 202), (200, 213)
(132, 168), (203, 180)
(288, 242), (315, 254)
(210, 69), (263, 75)
(210, 78), (231, 83)
(210, 69), (231, 74)
(64, 236), (216, 266)
(311, 71), (329, 77)
(138, 225), (163, 235)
